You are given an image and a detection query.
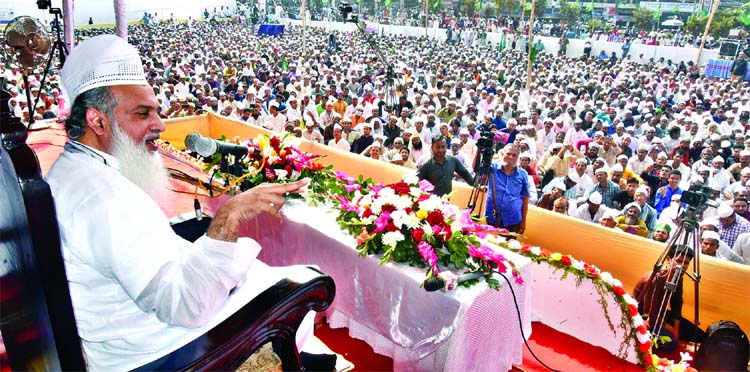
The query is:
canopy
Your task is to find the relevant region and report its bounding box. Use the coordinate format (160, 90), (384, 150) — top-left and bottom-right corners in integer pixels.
(661, 18), (684, 27)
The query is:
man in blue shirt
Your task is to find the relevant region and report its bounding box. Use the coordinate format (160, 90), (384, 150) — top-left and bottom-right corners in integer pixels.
(654, 170), (683, 217)
(485, 144), (530, 234)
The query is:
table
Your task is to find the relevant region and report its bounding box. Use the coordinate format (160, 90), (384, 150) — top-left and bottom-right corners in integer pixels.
(257, 24), (285, 36)
(237, 201), (533, 372)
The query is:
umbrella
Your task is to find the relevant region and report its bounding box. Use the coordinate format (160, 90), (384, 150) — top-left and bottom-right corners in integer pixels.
(661, 18), (684, 27)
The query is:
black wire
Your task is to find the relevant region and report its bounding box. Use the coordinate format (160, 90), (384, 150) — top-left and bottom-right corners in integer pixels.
(497, 272), (564, 372)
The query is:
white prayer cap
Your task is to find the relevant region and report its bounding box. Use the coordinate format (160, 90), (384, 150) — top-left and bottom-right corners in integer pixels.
(701, 218), (719, 228)
(616, 154), (628, 161)
(701, 230), (720, 242)
(740, 150), (750, 157)
(708, 181), (721, 192)
(712, 156), (725, 163)
(602, 207), (620, 220)
(519, 151), (533, 159)
(718, 203), (734, 218)
(61, 35), (147, 105)
(550, 143), (563, 150)
(635, 186), (650, 196)
(657, 152), (669, 159)
(594, 166), (609, 175)
(588, 192), (603, 205)
(741, 167), (750, 175)
(624, 202), (641, 213)
(611, 164), (624, 172)
(552, 180), (567, 191)
(637, 144), (649, 151)
(333, 124), (343, 131)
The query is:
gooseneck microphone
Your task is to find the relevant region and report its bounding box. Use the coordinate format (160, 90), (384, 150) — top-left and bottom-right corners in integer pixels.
(423, 271), (485, 292)
(184, 132), (252, 158)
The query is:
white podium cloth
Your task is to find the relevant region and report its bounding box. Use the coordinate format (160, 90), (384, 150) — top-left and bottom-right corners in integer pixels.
(530, 262), (639, 364)
(239, 202), (533, 372)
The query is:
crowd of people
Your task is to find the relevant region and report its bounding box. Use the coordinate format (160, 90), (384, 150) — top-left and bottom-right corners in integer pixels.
(3, 18), (750, 266)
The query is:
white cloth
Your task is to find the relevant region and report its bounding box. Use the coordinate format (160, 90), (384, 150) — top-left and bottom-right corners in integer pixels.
(45, 145), (264, 371)
(572, 203), (605, 222)
(328, 138), (351, 151)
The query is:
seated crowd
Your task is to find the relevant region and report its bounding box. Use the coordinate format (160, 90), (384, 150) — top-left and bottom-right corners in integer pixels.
(4, 19), (750, 267)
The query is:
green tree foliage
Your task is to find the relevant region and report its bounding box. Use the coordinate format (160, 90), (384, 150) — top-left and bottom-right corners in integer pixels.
(557, 0), (581, 24)
(684, 8), (750, 38)
(461, 0), (478, 15)
(493, 0), (522, 14)
(631, 6), (655, 31)
(587, 18), (602, 31)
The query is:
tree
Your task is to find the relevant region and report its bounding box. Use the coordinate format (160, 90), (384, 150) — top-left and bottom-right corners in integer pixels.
(631, 6), (654, 31)
(557, 0), (581, 25)
(587, 18), (602, 31)
(493, 0), (522, 14)
(683, 8), (749, 38)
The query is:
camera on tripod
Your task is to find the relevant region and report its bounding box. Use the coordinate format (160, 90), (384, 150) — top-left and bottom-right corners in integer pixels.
(339, 3), (358, 22)
(682, 183), (721, 210)
(474, 130), (496, 175)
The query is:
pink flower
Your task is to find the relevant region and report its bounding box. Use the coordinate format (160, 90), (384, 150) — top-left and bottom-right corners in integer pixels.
(344, 183), (361, 193)
(418, 241), (439, 273)
(418, 179), (435, 192)
(373, 212), (391, 233)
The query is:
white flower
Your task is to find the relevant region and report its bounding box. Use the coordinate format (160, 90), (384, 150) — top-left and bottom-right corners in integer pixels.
(402, 173), (419, 185)
(358, 194), (373, 207)
(274, 169), (288, 181)
(289, 170), (301, 180)
(262, 146), (275, 158)
(679, 352), (693, 362)
(530, 246), (541, 255)
(409, 187), (423, 198)
(599, 272), (615, 286)
(381, 231), (405, 247)
(371, 199), (384, 214)
(635, 329), (651, 344)
(418, 195), (442, 212)
(394, 195), (413, 210)
(379, 187), (396, 199)
(572, 259), (585, 271)
(390, 209), (408, 229)
(402, 213), (421, 229)
(622, 294), (638, 306)
(632, 314), (644, 327)
(611, 278), (623, 289)
(508, 240), (522, 250)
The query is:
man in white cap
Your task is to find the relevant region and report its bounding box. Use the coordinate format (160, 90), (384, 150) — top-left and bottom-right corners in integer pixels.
(614, 202), (649, 237)
(47, 35), (315, 371)
(717, 203), (750, 248)
(701, 230), (744, 263)
(572, 191), (605, 222)
(587, 166), (620, 209)
(328, 124), (351, 151)
(628, 143), (654, 175)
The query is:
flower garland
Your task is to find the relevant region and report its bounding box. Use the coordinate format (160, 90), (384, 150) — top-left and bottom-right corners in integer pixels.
(326, 172), (525, 289)
(492, 237), (695, 372)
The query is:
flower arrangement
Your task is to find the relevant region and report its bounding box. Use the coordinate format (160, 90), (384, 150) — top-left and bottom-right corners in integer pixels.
(327, 172), (524, 289)
(494, 237), (695, 372)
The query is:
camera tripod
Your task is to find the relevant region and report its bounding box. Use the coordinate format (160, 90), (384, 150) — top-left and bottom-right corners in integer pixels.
(641, 204), (703, 345)
(342, 7), (397, 114)
(26, 6), (68, 131)
(467, 145), (496, 218)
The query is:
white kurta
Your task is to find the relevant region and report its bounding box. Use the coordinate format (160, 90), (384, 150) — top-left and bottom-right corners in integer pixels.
(46, 144), (266, 371)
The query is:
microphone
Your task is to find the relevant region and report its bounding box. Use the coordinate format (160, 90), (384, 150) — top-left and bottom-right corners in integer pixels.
(423, 271), (485, 292)
(184, 132), (252, 158)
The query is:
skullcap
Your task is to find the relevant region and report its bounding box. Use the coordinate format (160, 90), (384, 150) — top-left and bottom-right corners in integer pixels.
(624, 202), (641, 213)
(61, 35), (147, 105)
(701, 230), (720, 242)
(588, 192), (603, 204)
(717, 203), (734, 218)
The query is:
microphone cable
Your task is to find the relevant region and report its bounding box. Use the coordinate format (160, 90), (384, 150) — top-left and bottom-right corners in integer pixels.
(497, 272), (564, 372)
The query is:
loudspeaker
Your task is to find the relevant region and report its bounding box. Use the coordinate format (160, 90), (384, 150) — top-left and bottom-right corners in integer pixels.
(693, 320), (750, 372)
(719, 41), (740, 57)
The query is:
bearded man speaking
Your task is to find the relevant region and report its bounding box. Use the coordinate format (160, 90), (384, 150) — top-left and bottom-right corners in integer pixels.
(46, 35), (316, 370)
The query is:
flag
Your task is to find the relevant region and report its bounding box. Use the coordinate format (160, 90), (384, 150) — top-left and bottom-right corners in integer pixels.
(282, 57), (288, 72)
(742, 12), (750, 25)
(653, 3), (661, 20)
(432, 0), (440, 10)
(586, 0), (594, 12)
(499, 32), (507, 50)
(322, 0), (330, 4)
(530, 41), (539, 61)
(384, 0), (391, 6)
(476, 0), (482, 10)
(524, 1), (532, 11)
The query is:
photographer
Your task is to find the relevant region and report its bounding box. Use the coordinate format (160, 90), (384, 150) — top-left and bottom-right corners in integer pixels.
(416, 135), (474, 197)
(485, 144), (530, 233)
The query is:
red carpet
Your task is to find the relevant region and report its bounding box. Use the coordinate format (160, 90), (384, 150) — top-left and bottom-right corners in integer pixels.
(316, 321), (642, 372)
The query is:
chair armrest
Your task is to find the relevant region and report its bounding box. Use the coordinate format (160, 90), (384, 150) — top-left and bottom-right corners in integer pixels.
(136, 265), (335, 371)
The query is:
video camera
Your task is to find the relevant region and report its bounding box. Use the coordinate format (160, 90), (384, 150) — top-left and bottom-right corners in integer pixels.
(682, 183), (721, 209)
(339, 3), (357, 22)
(474, 130), (496, 175)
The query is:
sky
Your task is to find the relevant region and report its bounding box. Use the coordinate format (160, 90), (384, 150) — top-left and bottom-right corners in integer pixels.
(3, 0), (237, 25)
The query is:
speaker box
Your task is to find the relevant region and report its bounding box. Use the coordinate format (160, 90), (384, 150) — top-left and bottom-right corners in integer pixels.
(719, 42), (740, 57)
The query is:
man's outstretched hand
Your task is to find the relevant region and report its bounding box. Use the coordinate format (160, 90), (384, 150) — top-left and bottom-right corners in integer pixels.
(207, 179), (310, 242)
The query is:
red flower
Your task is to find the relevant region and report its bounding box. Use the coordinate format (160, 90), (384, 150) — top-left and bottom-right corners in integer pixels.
(638, 341), (651, 353)
(426, 210), (445, 226)
(613, 286), (625, 296)
(269, 136), (281, 152)
(384, 222), (400, 232)
(417, 193), (431, 202)
(412, 229), (425, 242)
(540, 249), (551, 257)
(658, 358), (670, 367)
(521, 244), (531, 252)
(381, 204), (397, 213)
(389, 182), (411, 195)
(362, 207), (373, 219)
(560, 255), (572, 265)
(585, 265), (599, 276)
(637, 325), (648, 335)
(628, 304), (639, 317)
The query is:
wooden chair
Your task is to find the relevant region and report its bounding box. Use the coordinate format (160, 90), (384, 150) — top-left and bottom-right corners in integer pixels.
(0, 84), (336, 371)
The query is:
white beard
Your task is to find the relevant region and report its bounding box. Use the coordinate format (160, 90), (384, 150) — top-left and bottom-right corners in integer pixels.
(111, 121), (169, 201)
